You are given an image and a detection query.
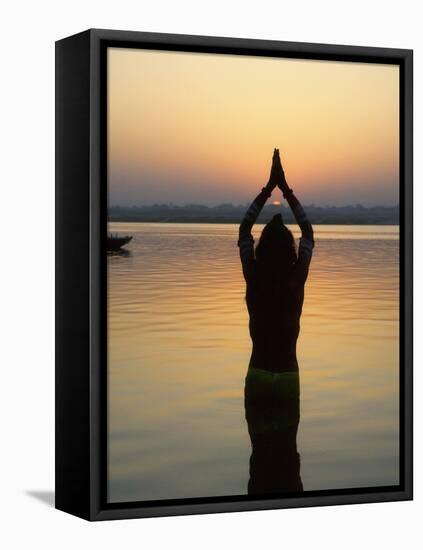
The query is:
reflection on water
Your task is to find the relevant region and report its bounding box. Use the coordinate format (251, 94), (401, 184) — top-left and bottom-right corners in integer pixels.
(245, 368), (302, 495)
(107, 249), (132, 258)
(107, 223), (399, 503)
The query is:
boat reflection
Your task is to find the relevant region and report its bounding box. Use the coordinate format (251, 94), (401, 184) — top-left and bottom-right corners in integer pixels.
(107, 248), (132, 258)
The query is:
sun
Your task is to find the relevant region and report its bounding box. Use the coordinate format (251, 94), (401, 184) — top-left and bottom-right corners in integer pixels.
(272, 200), (281, 206)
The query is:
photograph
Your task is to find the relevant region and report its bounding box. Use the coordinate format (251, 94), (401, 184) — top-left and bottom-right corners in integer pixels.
(0, 0), (419, 546)
(106, 47), (400, 504)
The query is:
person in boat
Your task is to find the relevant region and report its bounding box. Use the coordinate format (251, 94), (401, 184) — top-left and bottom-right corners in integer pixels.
(238, 149), (314, 495)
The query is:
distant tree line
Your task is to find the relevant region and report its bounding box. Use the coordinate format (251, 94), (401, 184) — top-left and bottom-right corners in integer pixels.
(108, 202), (399, 225)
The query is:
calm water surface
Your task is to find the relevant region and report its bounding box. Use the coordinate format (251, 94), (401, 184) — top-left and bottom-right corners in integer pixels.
(107, 223), (399, 503)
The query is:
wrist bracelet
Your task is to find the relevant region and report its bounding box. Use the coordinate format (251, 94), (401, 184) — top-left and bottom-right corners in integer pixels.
(283, 187), (293, 198)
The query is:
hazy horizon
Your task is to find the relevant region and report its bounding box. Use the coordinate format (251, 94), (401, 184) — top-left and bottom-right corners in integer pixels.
(108, 48), (399, 208)
(109, 199), (400, 208)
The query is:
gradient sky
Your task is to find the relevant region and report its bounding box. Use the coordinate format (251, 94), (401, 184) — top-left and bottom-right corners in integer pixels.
(108, 48), (399, 207)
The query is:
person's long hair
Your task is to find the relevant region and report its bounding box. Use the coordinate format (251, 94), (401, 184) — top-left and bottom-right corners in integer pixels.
(255, 214), (297, 285)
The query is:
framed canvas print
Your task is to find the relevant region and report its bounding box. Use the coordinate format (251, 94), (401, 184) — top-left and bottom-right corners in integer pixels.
(55, 29), (413, 521)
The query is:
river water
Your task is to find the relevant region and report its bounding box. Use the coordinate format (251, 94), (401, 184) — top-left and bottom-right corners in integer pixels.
(107, 223), (399, 503)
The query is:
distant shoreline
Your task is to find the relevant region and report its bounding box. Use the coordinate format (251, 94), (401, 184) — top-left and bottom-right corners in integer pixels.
(108, 204), (399, 226)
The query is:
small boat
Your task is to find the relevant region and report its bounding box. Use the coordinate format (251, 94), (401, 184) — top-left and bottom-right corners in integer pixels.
(107, 234), (133, 252)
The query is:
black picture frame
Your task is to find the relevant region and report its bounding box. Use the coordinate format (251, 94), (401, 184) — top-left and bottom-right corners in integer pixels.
(55, 28), (413, 521)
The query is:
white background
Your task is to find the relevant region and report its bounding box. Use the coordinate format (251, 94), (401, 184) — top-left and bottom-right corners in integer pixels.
(0, 1), (420, 548)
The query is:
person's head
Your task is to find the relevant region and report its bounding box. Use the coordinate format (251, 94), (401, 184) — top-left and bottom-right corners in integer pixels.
(255, 214), (297, 278)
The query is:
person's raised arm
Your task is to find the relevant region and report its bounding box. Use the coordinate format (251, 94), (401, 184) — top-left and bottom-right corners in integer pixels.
(275, 150), (314, 275)
(238, 150), (278, 281)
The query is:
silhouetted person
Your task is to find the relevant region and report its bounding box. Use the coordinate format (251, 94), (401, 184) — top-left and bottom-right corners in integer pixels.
(238, 149), (314, 495)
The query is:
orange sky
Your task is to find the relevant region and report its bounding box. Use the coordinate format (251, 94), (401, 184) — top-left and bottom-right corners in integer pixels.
(108, 47), (399, 206)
